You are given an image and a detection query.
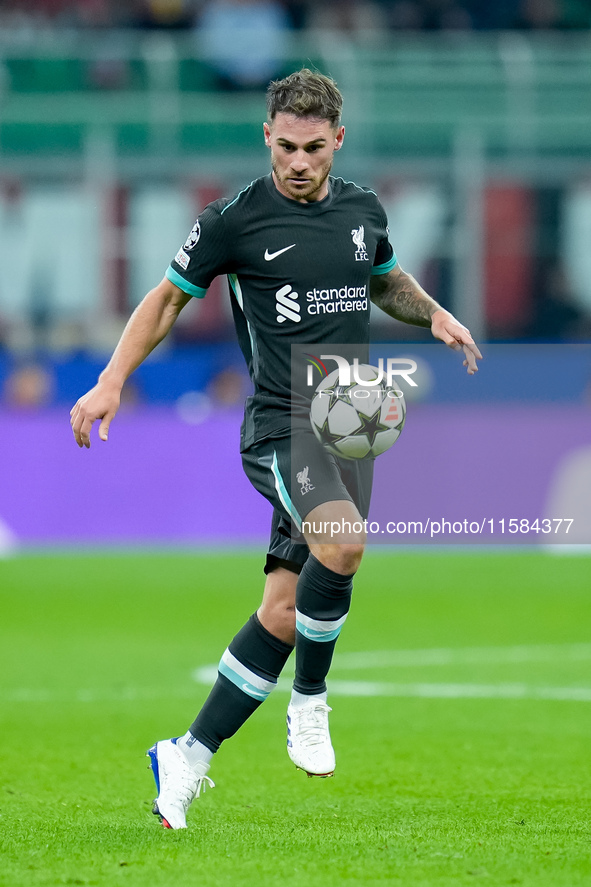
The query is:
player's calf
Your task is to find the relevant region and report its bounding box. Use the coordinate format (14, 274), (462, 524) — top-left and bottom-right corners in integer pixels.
(287, 553), (355, 776)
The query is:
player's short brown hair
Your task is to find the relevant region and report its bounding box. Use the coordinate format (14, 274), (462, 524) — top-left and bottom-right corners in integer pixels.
(266, 69), (343, 129)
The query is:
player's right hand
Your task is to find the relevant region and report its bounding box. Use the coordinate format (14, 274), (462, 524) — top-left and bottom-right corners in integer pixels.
(70, 383), (121, 449)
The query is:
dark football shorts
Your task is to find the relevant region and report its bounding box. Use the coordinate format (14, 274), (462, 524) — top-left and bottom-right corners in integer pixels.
(241, 427), (374, 575)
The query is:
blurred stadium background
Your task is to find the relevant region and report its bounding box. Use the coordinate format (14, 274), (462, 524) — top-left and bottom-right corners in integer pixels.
(1, 0), (591, 549)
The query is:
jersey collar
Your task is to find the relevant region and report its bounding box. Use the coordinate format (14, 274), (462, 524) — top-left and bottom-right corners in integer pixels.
(264, 174), (337, 213)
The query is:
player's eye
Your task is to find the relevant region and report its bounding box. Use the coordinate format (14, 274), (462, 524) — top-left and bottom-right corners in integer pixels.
(307, 145), (321, 153)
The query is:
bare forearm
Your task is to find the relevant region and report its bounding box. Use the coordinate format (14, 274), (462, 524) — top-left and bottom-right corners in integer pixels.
(370, 265), (442, 328)
(70, 278), (191, 448)
(100, 281), (190, 389)
(369, 264), (483, 375)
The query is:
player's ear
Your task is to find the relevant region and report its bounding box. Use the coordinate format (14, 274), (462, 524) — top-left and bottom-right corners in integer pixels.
(334, 125), (345, 151)
(263, 122), (272, 147)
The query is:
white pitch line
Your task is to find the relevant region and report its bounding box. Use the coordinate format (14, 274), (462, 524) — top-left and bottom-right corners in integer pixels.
(191, 669), (591, 702)
(0, 686), (199, 704)
(3, 678), (591, 705)
(4, 645), (591, 705)
(191, 642), (591, 703)
(3, 677), (591, 705)
(320, 681), (591, 702)
(331, 643), (591, 670)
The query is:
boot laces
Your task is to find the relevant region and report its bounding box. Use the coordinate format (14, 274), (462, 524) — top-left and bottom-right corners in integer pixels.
(195, 775), (215, 799)
(295, 702), (331, 748)
(172, 760), (215, 807)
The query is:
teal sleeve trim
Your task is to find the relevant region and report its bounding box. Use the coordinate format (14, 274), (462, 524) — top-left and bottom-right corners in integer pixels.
(165, 266), (207, 299)
(371, 254), (398, 276)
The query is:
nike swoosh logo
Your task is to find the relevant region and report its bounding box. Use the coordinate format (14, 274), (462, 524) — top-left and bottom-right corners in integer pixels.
(265, 244), (296, 261)
(243, 683), (267, 698)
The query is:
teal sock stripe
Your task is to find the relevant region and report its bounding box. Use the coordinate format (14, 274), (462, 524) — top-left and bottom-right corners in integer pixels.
(218, 648), (276, 701)
(295, 609), (348, 643)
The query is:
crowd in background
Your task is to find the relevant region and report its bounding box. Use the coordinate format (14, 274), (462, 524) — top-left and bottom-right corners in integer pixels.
(1, 0), (590, 402)
(2, 0), (590, 93)
(1, 0), (590, 34)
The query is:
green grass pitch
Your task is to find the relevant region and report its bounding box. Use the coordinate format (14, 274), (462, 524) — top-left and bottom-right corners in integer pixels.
(0, 550), (590, 887)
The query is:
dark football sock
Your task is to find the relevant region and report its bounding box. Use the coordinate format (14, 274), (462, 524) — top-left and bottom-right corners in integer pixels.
(190, 612), (293, 753)
(293, 554), (353, 695)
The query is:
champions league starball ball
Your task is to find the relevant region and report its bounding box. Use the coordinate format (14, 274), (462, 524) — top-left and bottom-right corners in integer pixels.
(309, 364), (406, 460)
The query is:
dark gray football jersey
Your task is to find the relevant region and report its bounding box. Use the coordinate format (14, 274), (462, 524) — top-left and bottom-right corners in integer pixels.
(166, 174), (396, 448)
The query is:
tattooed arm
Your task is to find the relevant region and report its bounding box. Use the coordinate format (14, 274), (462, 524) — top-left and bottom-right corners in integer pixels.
(370, 264), (482, 375)
(370, 263), (440, 326)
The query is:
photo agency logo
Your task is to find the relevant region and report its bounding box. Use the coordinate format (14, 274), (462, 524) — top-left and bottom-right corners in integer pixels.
(304, 354), (418, 390)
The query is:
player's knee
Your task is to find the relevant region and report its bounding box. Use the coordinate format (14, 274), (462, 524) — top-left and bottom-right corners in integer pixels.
(337, 541), (365, 574)
(316, 541), (365, 576)
(258, 599), (296, 646)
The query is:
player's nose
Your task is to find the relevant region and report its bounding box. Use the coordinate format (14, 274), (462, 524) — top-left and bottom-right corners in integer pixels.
(290, 151), (308, 171)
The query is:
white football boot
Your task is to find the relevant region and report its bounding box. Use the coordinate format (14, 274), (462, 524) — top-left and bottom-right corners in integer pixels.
(147, 738), (214, 829)
(286, 699), (335, 777)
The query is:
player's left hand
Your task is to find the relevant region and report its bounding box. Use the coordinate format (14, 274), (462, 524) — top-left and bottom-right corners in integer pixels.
(430, 309), (482, 375)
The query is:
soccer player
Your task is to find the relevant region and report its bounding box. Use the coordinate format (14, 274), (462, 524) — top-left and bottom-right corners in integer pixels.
(70, 69), (482, 829)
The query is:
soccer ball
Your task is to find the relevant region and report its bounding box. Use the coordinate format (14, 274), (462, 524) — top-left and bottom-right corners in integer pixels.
(309, 364), (406, 460)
